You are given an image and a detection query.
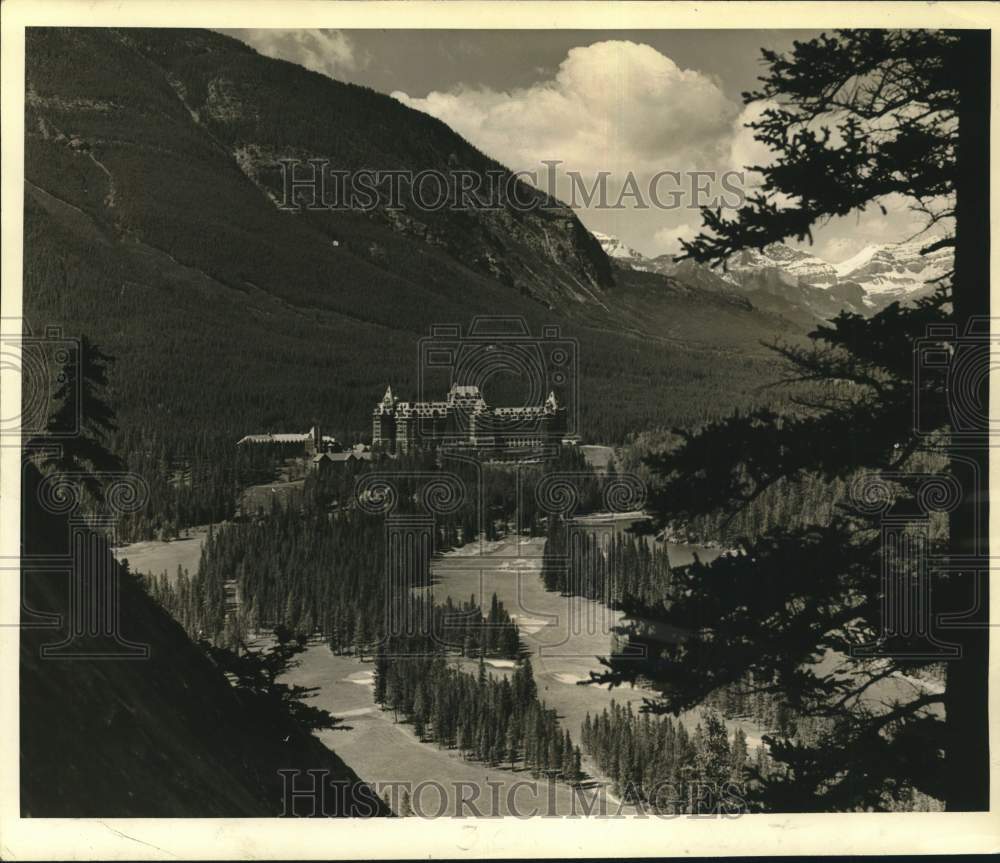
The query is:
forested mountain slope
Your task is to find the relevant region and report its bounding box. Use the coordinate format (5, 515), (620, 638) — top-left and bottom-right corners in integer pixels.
(23, 27), (801, 453)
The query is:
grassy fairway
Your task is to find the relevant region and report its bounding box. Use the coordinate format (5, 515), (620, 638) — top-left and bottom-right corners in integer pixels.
(284, 646), (629, 817)
(428, 536), (727, 746)
(114, 524), (214, 581)
(278, 532), (759, 816)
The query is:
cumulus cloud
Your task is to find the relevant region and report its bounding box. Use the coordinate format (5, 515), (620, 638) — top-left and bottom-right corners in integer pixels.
(393, 40), (738, 177)
(652, 223), (699, 256)
(728, 100), (779, 174)
(391, 41), (747, 256)
(216, 31), (931, 262)
(222, 29), (363, 79)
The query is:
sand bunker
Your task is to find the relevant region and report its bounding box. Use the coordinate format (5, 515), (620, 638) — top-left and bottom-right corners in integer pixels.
(444, 538), (507, 557)
(495, 559), (541, 573)
(510, 615), (549, 634)
(485, 659), (516, 669)
(552, 672), (613, 689)
(344, 670), (375, 686)
(553, 672), (589, 685)
(332, 707), (377, 719)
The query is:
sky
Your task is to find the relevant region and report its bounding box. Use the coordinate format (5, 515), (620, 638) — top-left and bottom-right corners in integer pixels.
(219, 28), (939, 261)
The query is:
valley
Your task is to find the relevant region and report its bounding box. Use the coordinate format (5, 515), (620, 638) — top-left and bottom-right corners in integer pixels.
(276, 530), (746, 816)
(117, 514), (756, 817)
(18, 23), (973, 825)
(23, 27), (801, 459)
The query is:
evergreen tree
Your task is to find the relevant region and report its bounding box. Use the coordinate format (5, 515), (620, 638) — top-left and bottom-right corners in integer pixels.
(412, 682), (427, 739)
(29, 336), (125, 499)
(699, 709), (732, 786)
(730, 727), (750, 782)
(506, 717), (519, 769)
(561, 729), (575, 779)
(373, 642), (389, 705)
(604, 30), (989, 812)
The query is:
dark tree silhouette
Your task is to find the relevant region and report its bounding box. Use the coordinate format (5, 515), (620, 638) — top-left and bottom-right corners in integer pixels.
(204, 627), (342, 734)
(29, 335), (125, 498)
(604, 30), (989, 811)
(682, 30), (967, 269)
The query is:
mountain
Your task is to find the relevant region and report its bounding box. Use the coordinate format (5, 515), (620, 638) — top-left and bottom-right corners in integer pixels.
(18, 28), (811, 815)
(23, 27), (801, 450)
(729, 244), (839, 286)
(723, 244), (868, 323)
(728, 239), (951, 315)
(834, 238), (952, 306)
(26, 28), (612, 312)
(595, 232), (951, 324)
(594, 234), (841, 327)
(591, 231), (650, 271)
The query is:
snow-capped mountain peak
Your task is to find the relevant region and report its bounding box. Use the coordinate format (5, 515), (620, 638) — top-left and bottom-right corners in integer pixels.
(729, 243), (839, 286)
(592, 231), (650, 271)
(591, 229), (953, 321)
(834, 237), (952, 304)
(833, 244), (884, 278)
